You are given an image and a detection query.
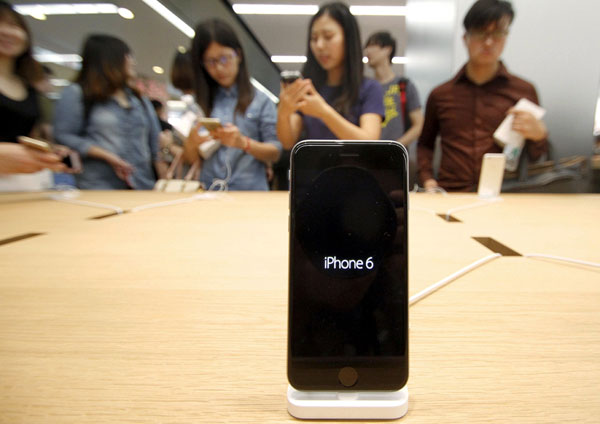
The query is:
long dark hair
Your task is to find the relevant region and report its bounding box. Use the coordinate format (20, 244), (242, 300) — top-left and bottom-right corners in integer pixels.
(75, 34), (136, 114)
(0, 1), (43, 84)
(170, 51), (194, 94)
(191, 18), (253, 117)
(302, 2), (363, 117)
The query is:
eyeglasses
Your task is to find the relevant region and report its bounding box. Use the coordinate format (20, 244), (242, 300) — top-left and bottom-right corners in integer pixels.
(203, 52), (237, 69)
(467, 29), (508, 41)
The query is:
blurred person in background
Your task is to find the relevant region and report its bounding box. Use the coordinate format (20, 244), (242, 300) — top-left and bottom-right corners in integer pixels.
(54, 34), (162, 189)
(0, 1), (66, 184)
(364, 30), (423, 187)
(417, 0), (548, 192)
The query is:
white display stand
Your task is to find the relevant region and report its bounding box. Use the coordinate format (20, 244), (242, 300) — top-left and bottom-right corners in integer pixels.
(287, 385), (409, 420)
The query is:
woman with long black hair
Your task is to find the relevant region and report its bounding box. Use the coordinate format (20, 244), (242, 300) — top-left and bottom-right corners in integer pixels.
(277, 2), (384, 147)
(184, 19), (281, 191)
(54, 34), (161, 189)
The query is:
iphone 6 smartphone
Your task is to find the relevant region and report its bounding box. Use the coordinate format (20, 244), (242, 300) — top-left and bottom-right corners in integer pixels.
(288, 140), (409, 391)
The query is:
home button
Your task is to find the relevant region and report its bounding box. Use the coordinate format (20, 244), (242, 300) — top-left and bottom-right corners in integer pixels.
(338, 367), (358, 387)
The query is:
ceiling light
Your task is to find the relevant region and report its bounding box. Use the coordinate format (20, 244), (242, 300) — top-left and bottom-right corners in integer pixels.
(363, 56), (407, 64)
(117, 7), (134, 19)
(233, 4), (318, 15)
(152, 66), (165, 74)
(34, 53), (82, 64)
(14, 3), (120, 16)
(178, 46), (187, 54)
(271, 55), (306, 63)
(349, 6), (406, 16)
(31, 12), (47, 20)
(140, 0), (195, 38)
(232, 4), (407, 16)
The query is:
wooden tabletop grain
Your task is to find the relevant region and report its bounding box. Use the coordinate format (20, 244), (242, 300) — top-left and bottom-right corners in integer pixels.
(0, 191), (598, 423)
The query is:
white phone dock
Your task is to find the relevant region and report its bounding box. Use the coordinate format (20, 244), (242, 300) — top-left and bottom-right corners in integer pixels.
(287, 385), (409, 420)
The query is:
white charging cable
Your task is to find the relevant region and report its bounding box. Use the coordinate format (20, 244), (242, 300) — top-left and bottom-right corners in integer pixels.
(409, 253), (501, 306)
(49, 187), (124, 214)
(524, 253), (600, 268)
(208, 149), (233, 191)
(444, 197), (503, 221)
(129, 192), (223, 213)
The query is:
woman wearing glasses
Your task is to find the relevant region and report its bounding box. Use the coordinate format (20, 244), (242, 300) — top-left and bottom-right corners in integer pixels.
(184, 19), (281, 191)
(277, 2), (384, 147)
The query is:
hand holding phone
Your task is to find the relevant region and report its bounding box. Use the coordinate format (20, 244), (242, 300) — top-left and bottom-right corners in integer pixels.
(0, 141), (64, 174)
(198, 117), (222, 132)
(279, 76), (311, 117)
(18, 136), (82, 173)
(210, 123), (245, 150)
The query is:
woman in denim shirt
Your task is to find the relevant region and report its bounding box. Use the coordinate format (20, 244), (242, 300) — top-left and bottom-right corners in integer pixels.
(183, 19), (281, 191)
(54, 35), (160, 189)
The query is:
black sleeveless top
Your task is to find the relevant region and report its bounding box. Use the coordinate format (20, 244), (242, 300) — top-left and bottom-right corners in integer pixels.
(0, 85), (40, 143)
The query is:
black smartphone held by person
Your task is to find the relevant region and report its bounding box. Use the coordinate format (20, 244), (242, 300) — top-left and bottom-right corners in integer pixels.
(288, 140), (409, 392)
(280, 70), (302, 85)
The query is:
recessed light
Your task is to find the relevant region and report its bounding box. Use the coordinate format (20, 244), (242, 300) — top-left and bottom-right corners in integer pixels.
(117, 7), (134, 19)
(178, 46), (187, 54)
(152, 66), (165, 74)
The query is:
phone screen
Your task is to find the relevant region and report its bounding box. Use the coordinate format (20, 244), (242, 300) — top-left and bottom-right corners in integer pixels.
(288, 140), (408, 391)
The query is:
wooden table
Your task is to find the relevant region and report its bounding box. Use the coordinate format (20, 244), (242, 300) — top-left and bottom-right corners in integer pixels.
(1, 191), (598, 423)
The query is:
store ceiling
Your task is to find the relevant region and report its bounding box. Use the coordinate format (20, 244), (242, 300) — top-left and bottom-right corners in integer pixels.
(17, 0), (407, 97)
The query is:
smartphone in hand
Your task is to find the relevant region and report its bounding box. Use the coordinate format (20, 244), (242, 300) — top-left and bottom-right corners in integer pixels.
(18, 136), (82, 173)
(281, 70), (303, 86)
(198, 117), (222, 132)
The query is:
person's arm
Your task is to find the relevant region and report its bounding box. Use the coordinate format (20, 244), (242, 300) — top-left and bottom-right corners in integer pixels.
(0, 142), (66, 174)
(299, 80), (382, 140)
(141, 97), (164, 178)
(417, 92), (440, 189)
(255, 95), (282, 163)
(397, 81), (424, 146)
(212, 124), (280, 163)
(183, 122), (212, 164)
(86, 145), (133, 183)
(277, 80), (310, 148)
(512, 88), (548, 162)
(397, 108), (424, 146)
